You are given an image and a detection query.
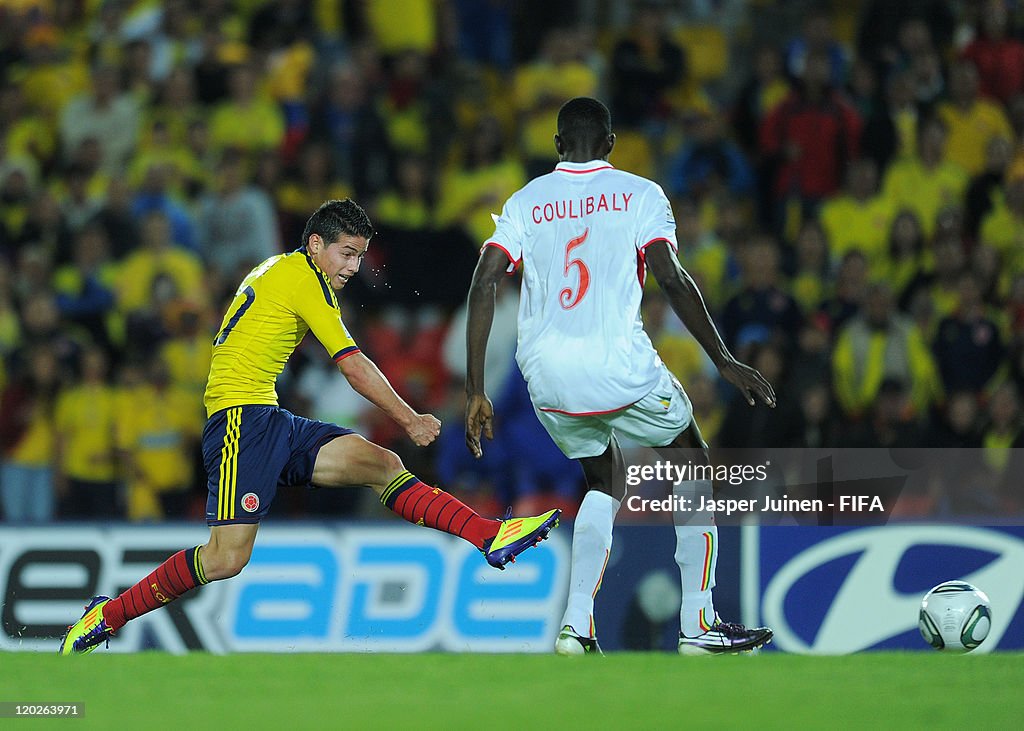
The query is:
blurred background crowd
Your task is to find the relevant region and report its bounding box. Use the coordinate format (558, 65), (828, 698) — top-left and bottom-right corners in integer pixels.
(1, 0), (1023, 524)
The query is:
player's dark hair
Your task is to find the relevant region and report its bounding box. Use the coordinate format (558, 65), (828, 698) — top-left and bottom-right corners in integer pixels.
(557, 97), (612, 151)
(302, 199), (374, 248)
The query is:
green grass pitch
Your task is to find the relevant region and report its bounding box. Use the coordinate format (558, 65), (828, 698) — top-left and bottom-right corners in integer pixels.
(2, 652), (1022, 730)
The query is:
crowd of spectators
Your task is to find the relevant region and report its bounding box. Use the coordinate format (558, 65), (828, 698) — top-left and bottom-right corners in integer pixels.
(1, 0), (1022, 524)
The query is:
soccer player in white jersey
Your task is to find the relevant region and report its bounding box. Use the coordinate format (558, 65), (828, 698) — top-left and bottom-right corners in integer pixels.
(464, 97), (777, 655)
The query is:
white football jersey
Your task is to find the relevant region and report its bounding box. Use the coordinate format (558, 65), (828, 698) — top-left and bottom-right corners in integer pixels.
(485, 161), (678, 414)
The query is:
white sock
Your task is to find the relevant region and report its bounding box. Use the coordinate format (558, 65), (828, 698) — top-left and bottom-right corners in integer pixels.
(560, 490), (619, 638)
(673, 480), (718, 637)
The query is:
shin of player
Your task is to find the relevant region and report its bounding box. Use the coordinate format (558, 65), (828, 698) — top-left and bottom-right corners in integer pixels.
(674, 479), (718, 636)
(560, 490), (619, 639)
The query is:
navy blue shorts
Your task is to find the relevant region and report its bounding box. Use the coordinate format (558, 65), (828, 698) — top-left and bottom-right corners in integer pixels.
(203, 405), (354, 525)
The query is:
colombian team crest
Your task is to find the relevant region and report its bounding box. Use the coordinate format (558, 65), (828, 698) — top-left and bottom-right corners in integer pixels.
(241, 493), (260, 513)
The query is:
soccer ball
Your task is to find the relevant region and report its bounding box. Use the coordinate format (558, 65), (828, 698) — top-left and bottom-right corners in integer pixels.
(918, 581), (992, 652)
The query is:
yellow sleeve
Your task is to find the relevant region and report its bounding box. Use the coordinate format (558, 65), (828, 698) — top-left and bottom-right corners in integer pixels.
(881, 162), (909, 205)
(52, 266), (81, 296)
(514, 67), (542, 109)
(831, 333), (856, 413)
(258, 102), (285, 149)
(115, 396), (137, 450)
(819, 200), (844, 250)
(208, 107), (234, 150)
(290, 274), (360, 363)
(979, 207), (1005, 247)
(55, 392), (72, 433)
(831, 331), (860, 416)
(907, 327), (944, 412)
(986, 103), (1013, 140)
(436, 169), (472, 226)
(946, 164), (969, 196)
(115, 255), (143, 312)
(172, 389), (204, 437)
(561, 65), (598, 97)
(170, 251), (206, 304)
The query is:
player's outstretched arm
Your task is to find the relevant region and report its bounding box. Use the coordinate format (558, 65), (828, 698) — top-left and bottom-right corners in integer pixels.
(464, 246), (509, 457)
(338, 352), (440, 446)
(645, 241), (776, 408)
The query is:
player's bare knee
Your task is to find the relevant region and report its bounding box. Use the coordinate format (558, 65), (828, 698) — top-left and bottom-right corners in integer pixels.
(669, 423), (710, 465)
(221, 550), (250, 579)
(200, 543), (252, 580)
(376, 447), (404, 481)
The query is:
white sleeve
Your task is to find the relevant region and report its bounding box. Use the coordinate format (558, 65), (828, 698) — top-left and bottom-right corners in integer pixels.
(636, 184), (678, 256)
(482, 196), (524, 271)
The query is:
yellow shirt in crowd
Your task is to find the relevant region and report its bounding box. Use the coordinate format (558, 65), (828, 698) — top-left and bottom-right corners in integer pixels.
(375, 193), (433, 230)
(365, 0), (437, 54)
(980, 199), (1024, 276)
(515, 61), (599, 159)
(209, 99), (285, 153)
(882, 159), (968, 236)
(55, 383), (118, 482)
(437, 159), (526, 246)
(819, 194), (895, 263)
(937, 101), (1013, 176)
(118, 384), (197, 493)
(116, 248), (206, 314)
(7, 405), (54, 467)
(160, 334), (213, 411)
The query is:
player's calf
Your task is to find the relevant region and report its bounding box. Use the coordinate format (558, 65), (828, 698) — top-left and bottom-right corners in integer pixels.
(379, 471), (560, 568)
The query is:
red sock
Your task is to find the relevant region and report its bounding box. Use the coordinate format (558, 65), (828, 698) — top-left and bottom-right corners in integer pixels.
(102, 546), (208, 632)
(380, 471), (500, 549)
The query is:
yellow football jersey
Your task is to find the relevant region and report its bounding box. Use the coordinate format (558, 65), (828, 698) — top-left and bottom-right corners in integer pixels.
(203, 250), (359, 417)
(118, 384), (197, 491)
(55, 383), (119, 482)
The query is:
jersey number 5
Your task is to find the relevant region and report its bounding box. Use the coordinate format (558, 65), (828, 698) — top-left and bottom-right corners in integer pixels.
(559, 228), (590, 310)
(214, 286), (255, 345)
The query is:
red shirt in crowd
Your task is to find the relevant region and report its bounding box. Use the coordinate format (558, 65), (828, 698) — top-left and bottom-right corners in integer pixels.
(760, 91), (862, 200)
(962, 38), (1024, 104)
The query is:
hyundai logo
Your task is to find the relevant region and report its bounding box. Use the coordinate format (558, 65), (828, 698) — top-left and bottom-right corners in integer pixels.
(760, 526), (1024, 654)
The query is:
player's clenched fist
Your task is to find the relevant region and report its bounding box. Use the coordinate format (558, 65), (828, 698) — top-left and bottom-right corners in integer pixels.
(406, 413), (441, 446)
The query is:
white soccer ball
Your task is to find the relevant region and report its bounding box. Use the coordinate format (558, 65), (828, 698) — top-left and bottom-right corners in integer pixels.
(918, 581), (992, 652)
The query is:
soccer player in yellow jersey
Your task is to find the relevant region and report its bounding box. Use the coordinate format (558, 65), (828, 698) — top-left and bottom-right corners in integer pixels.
(60, 199), (560, 654)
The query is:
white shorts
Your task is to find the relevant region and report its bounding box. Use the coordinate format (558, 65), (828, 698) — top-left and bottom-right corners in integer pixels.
(534, 367), (694, 459)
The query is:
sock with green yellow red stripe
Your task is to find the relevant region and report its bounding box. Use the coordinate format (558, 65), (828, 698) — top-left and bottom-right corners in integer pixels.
(674, 480), (718, 636)
(380, 471), (500, 549)
(101, 545), (209, 633)
(560, 490), (619, 639)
